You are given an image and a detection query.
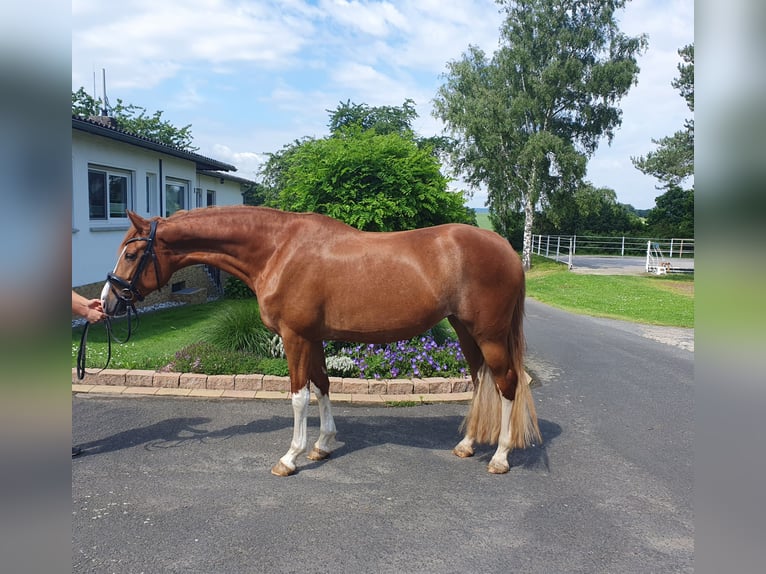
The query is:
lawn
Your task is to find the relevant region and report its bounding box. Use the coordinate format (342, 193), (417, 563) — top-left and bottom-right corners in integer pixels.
(525, 256), (694, 328)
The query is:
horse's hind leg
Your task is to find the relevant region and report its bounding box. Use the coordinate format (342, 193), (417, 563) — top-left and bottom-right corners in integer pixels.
(307, 341), (337, 461)
(448, 316), (483, 459)
(483, 341), (518, 474)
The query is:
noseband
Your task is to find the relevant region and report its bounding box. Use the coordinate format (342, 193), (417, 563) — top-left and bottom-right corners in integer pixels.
(77, 220), (162, 380)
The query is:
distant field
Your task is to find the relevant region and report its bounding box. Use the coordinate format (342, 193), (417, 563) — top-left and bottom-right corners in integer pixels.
(475, 211), (493, 230)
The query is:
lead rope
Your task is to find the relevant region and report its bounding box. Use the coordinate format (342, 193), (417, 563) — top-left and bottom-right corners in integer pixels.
(76, 304), (139, 380)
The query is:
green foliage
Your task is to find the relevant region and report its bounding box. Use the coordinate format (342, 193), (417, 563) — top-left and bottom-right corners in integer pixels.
(646, 186), (694, 237)
(274, 127), (474, 231)
(223, 276), (255, 299)
(328, 99), (418, 137)
(203, 300), (273, 355)
(159, 342), (288, 376)
(260, 101), (475, 230)
(632, 44), (694, 190)
(434, 0), (647, 268)
(536, 183), (645, 235)
(241, 181), (276, 206)
(72, 87), (197, 151)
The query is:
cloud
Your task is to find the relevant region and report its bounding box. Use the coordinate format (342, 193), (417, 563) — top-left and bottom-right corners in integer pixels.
(318, 0), (407, 37)
(72, 0), (314, 89)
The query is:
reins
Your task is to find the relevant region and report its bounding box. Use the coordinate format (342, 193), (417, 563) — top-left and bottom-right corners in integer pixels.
(76, 306), (139, 380)
(76, 220), (160, 380)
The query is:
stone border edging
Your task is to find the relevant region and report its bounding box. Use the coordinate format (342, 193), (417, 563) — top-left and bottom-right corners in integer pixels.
(71, 368), (475, 403)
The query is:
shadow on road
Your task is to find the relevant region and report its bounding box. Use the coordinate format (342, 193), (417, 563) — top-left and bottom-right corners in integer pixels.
(75, 410), (562, 472)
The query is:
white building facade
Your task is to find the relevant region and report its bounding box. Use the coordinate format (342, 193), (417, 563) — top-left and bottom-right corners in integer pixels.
(72, 116), (254, 302)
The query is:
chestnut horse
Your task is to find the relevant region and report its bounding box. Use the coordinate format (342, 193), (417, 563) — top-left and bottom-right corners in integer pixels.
(101, 206), (541, 476)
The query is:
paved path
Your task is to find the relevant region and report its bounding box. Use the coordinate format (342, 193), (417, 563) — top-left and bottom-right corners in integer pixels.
(568, 255), (694, 275)
(72, 299), (693, 573)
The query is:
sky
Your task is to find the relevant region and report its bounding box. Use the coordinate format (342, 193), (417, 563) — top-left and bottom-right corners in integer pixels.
(72, 0), (693, 210)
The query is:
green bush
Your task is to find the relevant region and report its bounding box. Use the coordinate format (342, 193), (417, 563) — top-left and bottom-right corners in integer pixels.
(224, 276), (255, 299)
(204, 300), (273, 356)
(159, 342), (288, 376)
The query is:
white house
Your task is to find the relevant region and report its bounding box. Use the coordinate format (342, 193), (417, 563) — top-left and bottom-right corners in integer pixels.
(72, 115), (255, 305)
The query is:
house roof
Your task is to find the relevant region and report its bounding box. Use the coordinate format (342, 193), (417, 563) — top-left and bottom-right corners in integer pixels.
(198, 170), (258, 186)
(72, 115), (237, 172)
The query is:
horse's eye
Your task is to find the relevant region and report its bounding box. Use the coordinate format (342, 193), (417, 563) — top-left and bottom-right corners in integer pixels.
(125, 252), (137, 261)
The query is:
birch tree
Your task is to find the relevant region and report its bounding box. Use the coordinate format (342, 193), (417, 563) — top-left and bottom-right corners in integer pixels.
(433, 0), (646, 268)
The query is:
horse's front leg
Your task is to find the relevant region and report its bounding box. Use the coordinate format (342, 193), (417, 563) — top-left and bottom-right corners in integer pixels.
(271, 333), (312, 477)
(271, 385), (311, 477)
(307, 341), (336, 461)
(308, 386), (336, 460)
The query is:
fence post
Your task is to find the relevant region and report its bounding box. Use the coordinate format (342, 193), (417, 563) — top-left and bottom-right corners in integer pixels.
(556, 236), (561, 262)
(645, 240), (651, 273)
(545, 235), (550, 257)
(670, 238), (674, 258)
(568, 237), (573, 270)
(621, 236), (625, 257)
(573, 235), (577, 256)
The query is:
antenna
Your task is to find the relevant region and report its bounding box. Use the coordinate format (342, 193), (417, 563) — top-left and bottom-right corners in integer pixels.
(101, 68), (111, 116)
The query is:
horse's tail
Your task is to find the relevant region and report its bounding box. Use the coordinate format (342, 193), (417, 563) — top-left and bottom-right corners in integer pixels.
(508, 284), (542, 449)
(460, 282), (542, 448)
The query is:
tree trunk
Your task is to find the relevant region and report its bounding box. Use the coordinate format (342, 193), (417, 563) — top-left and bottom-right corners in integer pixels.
(521, 193), (535, 271)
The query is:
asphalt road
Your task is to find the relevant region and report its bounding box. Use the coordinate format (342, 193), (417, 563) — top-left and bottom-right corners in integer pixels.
(568, 254), (694, 275)
(72, 299), (693, 573)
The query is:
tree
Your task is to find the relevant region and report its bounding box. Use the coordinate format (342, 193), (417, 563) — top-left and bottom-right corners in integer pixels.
(72, 87), (197, 151)
(273, 127), (473, 231)
(241, 181), (275, 207)
(537, 183), (644, 235)
(260, 101), (475, 231)
(632, 44), (694, 237)
(645, 185), (694, 238)
(328, 98), (418, 137)
(632, 44), (694, 189)
(434, 0), (647, 268)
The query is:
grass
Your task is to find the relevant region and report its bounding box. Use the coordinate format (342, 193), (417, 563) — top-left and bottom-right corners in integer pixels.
(72, 299), (287, 374)
(474, 211), (492, 230)
(525, 255), (694, 328)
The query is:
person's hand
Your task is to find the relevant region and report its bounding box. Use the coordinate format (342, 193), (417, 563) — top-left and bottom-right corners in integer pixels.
(73, 291), (107, 322)
(83, 298), (107, 322)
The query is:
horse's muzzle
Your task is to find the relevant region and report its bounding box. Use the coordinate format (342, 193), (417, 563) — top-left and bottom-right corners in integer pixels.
(100, 281), (129, 317)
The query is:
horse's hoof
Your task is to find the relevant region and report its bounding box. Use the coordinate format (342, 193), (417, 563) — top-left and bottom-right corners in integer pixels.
(307, 447), (331, 461)
(270, 461), (296, 477)
(487, 461), (510, 474)
(452, 445), (474, 458)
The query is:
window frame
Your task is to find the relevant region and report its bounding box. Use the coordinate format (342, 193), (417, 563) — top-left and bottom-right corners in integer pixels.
(88, 164), (133, 224)
(165, 177), (189, 217)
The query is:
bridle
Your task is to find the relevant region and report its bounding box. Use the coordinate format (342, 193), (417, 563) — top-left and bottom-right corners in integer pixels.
(76, 220), (162, 380)
(106, 219), (162, 306)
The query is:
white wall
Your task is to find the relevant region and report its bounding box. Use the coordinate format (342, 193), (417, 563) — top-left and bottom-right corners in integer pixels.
(72, 130), (242, 286)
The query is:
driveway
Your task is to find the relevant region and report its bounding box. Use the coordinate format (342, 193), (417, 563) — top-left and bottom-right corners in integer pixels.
(72, 299), (693, 573)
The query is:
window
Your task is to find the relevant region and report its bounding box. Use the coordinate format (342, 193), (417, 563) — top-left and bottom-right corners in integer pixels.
(207, 189), (216, 206)
(165, 178), (188, 216)
(89, 166), (132, 221)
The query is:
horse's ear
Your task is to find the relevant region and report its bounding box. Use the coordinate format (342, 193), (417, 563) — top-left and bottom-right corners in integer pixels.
(127, 210), (149, 231)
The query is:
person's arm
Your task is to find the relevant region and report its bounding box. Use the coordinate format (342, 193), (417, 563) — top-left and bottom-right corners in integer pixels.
(72, 291), (106, 322)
